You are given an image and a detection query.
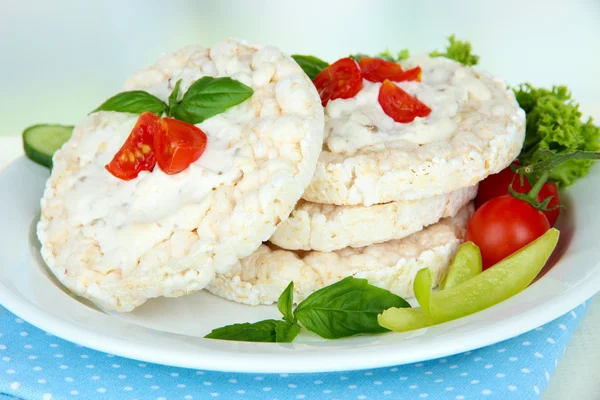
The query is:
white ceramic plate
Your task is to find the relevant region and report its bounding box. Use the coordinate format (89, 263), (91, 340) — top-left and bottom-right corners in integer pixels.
(0, 157), (599, 373)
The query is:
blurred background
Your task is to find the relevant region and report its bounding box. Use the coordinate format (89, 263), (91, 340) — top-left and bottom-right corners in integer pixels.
(1, 0), (599, 136)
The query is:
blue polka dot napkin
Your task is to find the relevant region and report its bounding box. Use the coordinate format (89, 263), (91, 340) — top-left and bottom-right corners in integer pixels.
(0, 300), (591, 400)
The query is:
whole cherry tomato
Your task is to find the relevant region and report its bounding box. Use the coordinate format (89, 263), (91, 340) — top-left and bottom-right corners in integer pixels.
(378, 80), (431, 123)
(465, 195), (551, 269)
(313, 57), (363, 106)
(476, 163), (561, 226)
(105, 112), (158, 180)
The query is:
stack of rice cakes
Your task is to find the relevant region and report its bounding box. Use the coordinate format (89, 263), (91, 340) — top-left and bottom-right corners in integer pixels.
(209, 54), (526, 305)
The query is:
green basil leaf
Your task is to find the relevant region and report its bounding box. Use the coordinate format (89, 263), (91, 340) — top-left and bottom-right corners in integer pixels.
(275, 322), (301, 343)
(278, 282), (295, 323)
(168, 79), (183, 115)
(294, 277), (410, 339)
(204, 319), (281, 342)
(171, 77), (253, 124)
(291, 55), (329, 80)
(90, 91), (167, 115)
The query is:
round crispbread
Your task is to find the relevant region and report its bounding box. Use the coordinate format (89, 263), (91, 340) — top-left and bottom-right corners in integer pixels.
(302, 56), (525, 206)
(37, 39), (324, 311)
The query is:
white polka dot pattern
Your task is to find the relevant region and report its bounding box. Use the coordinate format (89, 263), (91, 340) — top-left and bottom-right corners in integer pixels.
(0, 302), (589, 400)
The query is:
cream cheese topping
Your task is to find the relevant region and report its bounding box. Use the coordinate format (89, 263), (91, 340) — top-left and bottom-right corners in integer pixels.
(324, 55), (492, 155)
(61, 112), (243, 276)
(302, 55), (525, 206)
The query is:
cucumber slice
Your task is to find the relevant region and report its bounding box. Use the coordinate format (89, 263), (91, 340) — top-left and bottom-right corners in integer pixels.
(23, 124), (73, 168)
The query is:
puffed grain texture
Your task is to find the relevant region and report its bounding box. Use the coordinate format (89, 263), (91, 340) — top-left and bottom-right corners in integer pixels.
(271, 185), (477, 251)
(37, 39), (324, 312)
(207, 204), (473, 305)
(302, 56), (525, 206)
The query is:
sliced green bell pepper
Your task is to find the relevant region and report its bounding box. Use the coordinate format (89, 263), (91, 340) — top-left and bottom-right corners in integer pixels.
(438, 241), (482, 290)
(379, 228), (559, 332)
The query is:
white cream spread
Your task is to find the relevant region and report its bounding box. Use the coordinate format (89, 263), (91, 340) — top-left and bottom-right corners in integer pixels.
(62, 111), (244, 276)
(324, 55), (493, 155)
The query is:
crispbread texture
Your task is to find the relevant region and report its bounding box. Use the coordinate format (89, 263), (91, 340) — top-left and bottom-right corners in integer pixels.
(207, 204), (473, 305)
(37, 39), (324, 311)
(271, 185), (477, 251)
(302, 56), (525, 206)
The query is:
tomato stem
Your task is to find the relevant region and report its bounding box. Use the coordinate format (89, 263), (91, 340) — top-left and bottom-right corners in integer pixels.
(526, 170), (550, 201)
(509, 150), (600, 212)
(517, 150), (600, 176)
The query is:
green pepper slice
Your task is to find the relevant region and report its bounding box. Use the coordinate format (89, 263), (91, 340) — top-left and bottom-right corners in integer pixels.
(379, 228), (559, 331)
(439, 241), (482, 290)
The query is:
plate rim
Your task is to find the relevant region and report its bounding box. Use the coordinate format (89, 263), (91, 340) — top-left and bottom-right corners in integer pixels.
(1, 268), (597, 373)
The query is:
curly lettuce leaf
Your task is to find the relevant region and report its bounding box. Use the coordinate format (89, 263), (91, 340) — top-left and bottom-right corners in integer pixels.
(515, 83), (600, 187)
(430, 35), (479, 66)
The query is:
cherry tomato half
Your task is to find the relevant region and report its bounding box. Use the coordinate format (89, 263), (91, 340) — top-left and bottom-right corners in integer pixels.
(476, 163), (561, 226)
(313, 57), (363, 106)
(396, 66), (422, 82)
(359, 57), (404, 82)
(465, 195), (551, 269)
(378, 79), (431, 123)
(154, 117), (207, 175)
(359, 57), (423, 83)
(105, 112), (158, 180)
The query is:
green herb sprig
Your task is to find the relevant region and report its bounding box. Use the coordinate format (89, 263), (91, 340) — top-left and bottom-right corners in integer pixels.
(90, 77), (254, 124)
(291, 55), (329, 80)
(205, 277), (410, 343)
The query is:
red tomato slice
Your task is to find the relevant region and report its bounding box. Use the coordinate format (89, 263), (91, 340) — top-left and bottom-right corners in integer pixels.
(378, 80), (432, 123)
(476, 163), (561, 226)
(313, 57), (363, 106)
(105, 112), (158, 181)
(395, 66), (422, 82)
(154, 117), (207, 175)
(359, 57), (422, 83)
(359, 57), (404, 82)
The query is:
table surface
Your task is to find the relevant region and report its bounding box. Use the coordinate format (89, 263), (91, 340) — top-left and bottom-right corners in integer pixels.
(0, 136), (598, 399)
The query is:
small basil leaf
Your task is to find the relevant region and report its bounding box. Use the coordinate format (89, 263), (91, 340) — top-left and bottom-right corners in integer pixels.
(171, 77), (253, 124)
(275, 322), (301, 343)
(168, 79), (183, 115)
(295, 277), (410, 339)
(90, 91), (167, 115)
(291, 55), (329, 80)
(278, 282), (295, 323)
(204, 319), (281, 342)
